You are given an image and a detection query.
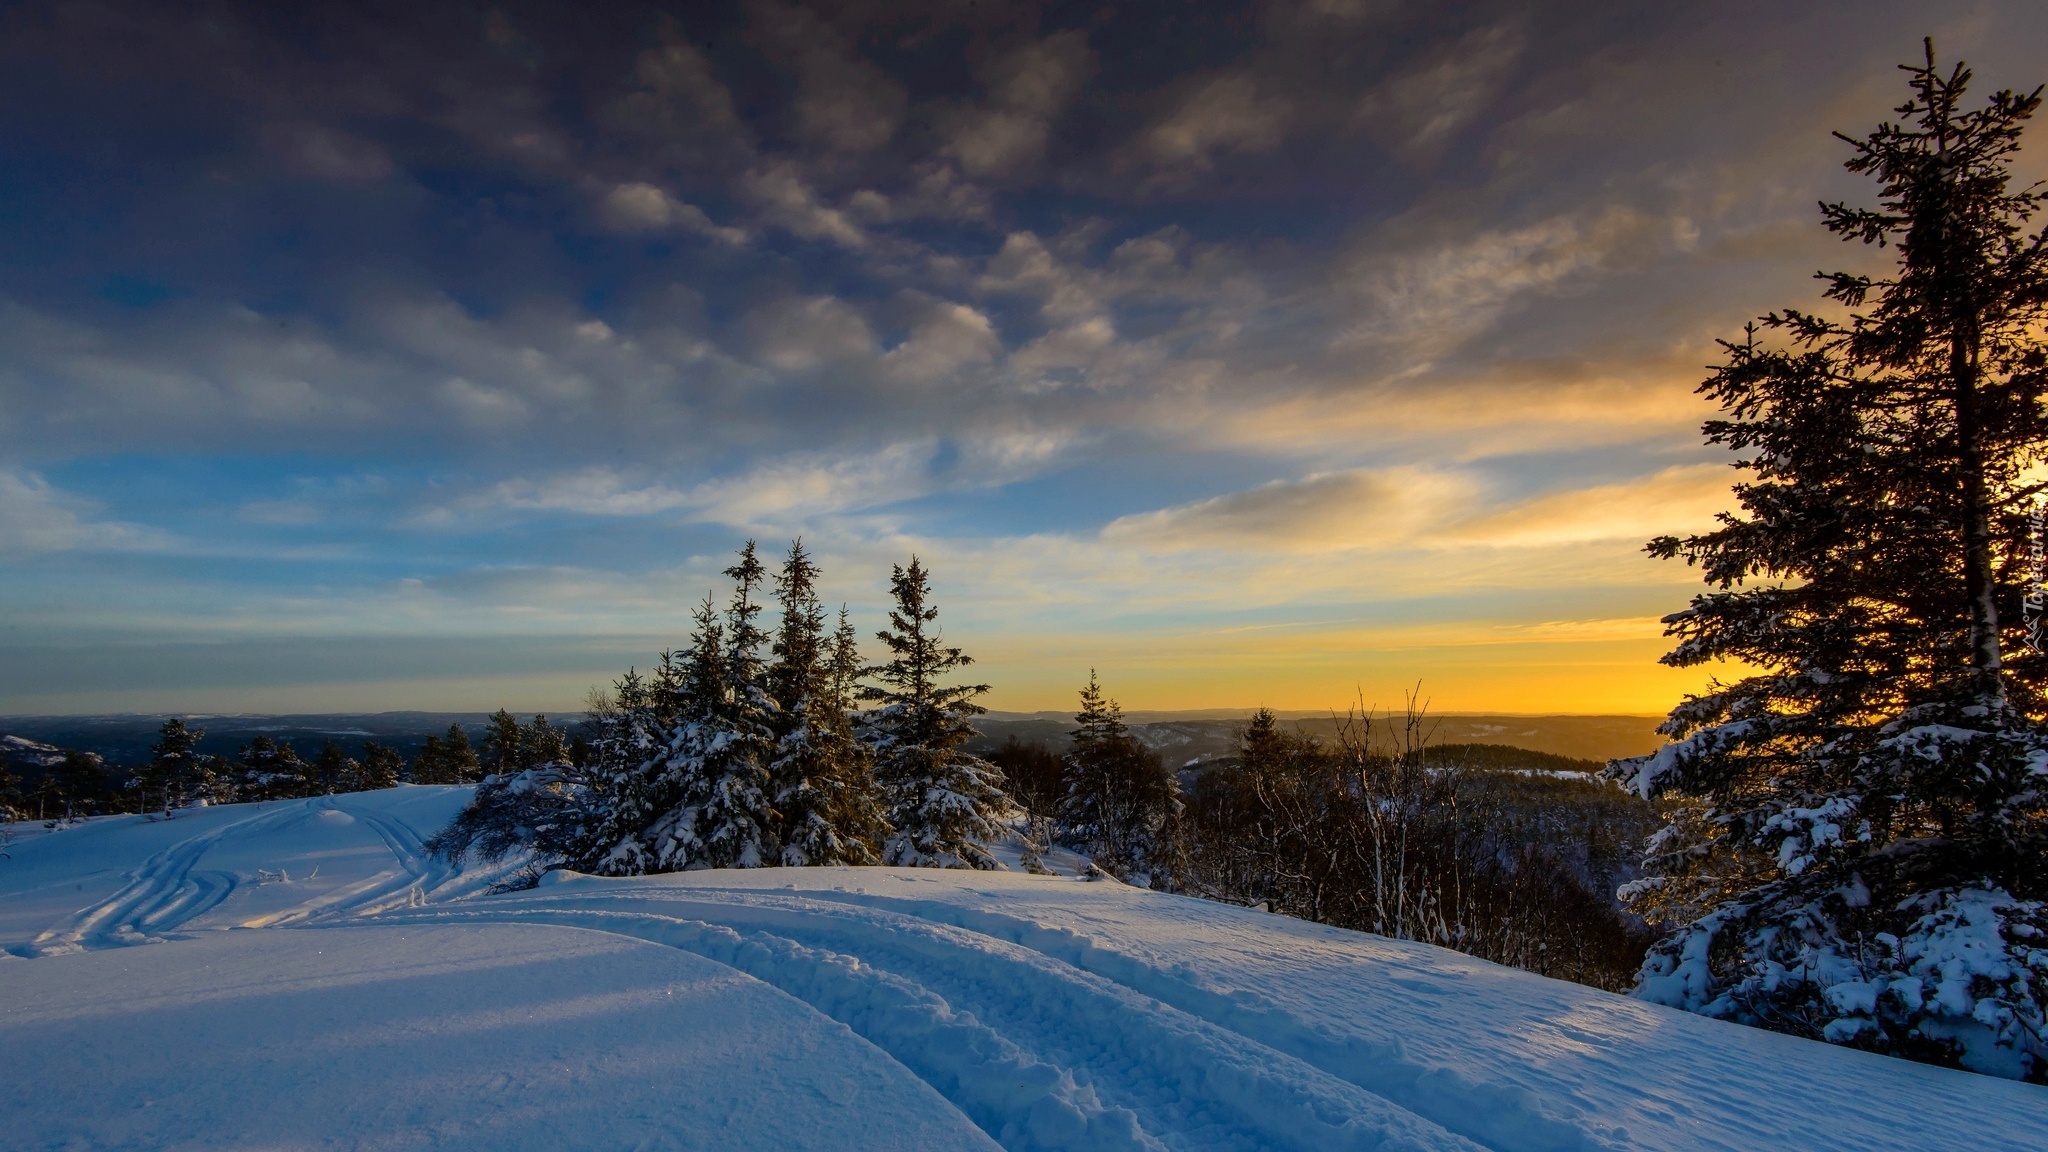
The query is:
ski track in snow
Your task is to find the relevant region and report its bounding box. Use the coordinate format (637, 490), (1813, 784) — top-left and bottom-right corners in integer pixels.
(379, 894), (1481, 1152)
(13, 791), (511, 954)
(3, 790), (2043, 1152)
(748, 888), (1595, 1152)
(26, 803), (303, 953)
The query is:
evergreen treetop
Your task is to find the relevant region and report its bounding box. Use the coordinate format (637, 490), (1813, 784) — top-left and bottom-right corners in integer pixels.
(357, 742), (404, 791)
(769, 546), (888, 866)
(1070, 671), (1132, 754)
(442, 724), (481, 782)
(1062, 671), (1178, 883)
(480, 710), (524, 776)
(768, 539), (827, 720)
(311, 741), (350, 795)
(677, 596), (728, 722)
(140, 719), (208, 811)
(861, 557), (991, 753)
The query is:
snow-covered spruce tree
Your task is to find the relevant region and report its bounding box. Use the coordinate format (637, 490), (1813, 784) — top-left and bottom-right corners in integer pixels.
(619, 601), (728, 869)
(233, 736), (305, 800)
(859, 557), (1007, 869)
(645, 544), (780, 869)
(1061, 671), (1179, 883)
(425, 713), (591, 879)
(824, 607), (894, 853)
(769, 543), (888, 866)
(567, 667), (669, 875)
(1609, 44), (2048, 1081)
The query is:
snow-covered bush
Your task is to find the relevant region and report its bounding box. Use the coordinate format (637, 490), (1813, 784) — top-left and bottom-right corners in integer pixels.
(425, 760), (590, 880)
(1638, 882), (2048, 1078)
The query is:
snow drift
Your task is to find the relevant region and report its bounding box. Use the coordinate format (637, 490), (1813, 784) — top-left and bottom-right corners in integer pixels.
(2, 787), (2042, 1150)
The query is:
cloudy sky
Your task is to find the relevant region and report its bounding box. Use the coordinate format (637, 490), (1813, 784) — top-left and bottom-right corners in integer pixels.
(3, 0), (2045, 716)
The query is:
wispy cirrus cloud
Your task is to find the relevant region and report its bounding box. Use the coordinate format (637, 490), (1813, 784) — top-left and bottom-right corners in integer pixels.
(0, 471), (172, 556)
(419, 443), (941, 529)
(1099, 462), (1733, 557)
(595, 182), (749, 245)
(1103, 467), (1479, 553)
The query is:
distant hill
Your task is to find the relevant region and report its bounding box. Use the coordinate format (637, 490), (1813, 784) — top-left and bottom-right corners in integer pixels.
(0, 733), (67, 773)
(1421, 743), (1606, 775)
(976, 711), (1663, 765)
(0, 713), (580, 766)
(2, 710), (1665, 768)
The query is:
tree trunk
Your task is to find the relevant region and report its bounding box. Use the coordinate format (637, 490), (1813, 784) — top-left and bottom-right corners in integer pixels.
(1955, 328), (2006, 709)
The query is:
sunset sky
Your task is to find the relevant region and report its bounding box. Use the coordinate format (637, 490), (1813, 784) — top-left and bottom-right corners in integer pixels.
(4, 0), (2047, 716)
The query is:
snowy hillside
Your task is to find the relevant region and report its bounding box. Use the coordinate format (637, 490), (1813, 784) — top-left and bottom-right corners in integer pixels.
(2, 789), (2042, 1151)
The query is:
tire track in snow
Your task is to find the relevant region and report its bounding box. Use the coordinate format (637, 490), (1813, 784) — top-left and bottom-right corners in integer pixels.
(381, 893), (1484, 1152)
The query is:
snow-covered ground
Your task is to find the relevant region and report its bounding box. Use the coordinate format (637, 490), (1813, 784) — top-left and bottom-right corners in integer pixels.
(2, 788), (2042, 1150)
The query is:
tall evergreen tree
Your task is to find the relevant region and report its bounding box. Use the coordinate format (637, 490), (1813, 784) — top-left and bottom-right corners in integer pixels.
(51, 750), (110, 817)
(137, 719), (208, 814)
(310, 741), (351, 795)
(1610, 44), (2048, 1081)
(410, 734), (449, 785)
(0, 758), (22, 824)
(524, 715), (567, 769)
(409, 724), (482, 785)
(767, 540), (826, 718)
(1061, 671), (1178, 882)
(860, 557), (1007, 869)
(646, 546), (780, 869)
(573, 668), (667, 875)
(442, 724), (482, 783)
(822, 607), (892, 855)
(235, 736), (307, 800)
(479, 710), (525, 776)
(634, 598), (727, 868)
(771, 542), (888, 865)
(356, 742), (404, 791)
